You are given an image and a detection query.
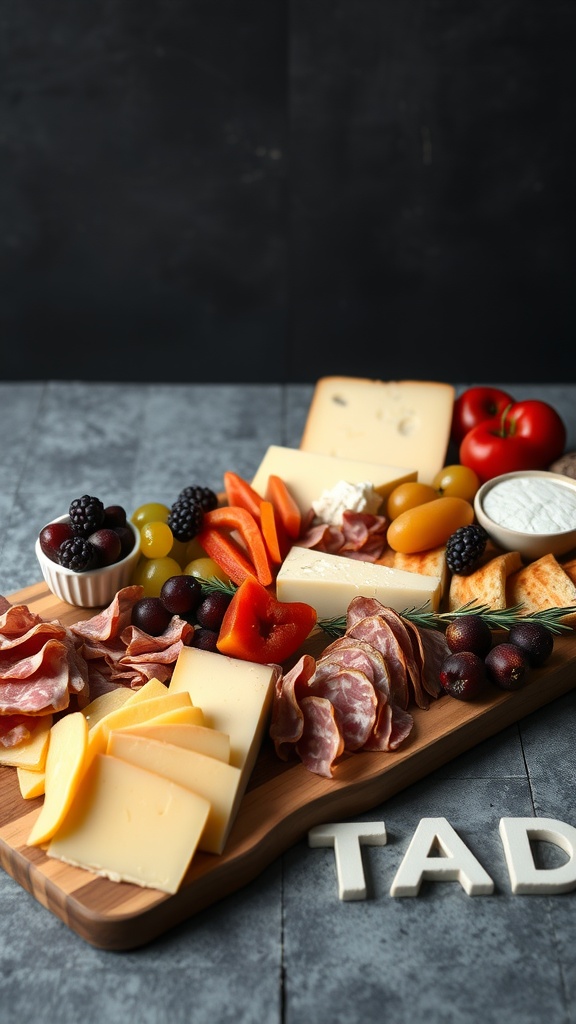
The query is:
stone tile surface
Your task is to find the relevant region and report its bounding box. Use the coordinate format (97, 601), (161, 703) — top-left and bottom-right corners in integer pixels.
(1, 381), (575, 1023)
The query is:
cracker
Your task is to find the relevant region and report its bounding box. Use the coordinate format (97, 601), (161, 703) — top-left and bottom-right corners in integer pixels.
(506, 553), (576, 623)
(449, 550), (522, 611)
(393, 546), (448, 597)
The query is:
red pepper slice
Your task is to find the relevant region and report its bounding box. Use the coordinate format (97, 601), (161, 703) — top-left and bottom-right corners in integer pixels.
(216, 576), (317, 664)
(197, 506), (272, 587)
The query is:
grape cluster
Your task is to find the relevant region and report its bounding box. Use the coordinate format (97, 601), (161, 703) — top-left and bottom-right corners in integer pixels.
(39, 497), (135, 574)
(438, 616), (554, 701)
(131, 574), (233, 650)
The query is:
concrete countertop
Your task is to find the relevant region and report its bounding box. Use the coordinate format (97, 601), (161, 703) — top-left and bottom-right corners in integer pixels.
(1, 380), (575, 1024)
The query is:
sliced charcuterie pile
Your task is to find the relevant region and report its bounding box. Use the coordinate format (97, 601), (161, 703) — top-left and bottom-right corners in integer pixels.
(0, 586), (194, 750)
(297, 510), (389, 561)
(270, 597), (449, 777)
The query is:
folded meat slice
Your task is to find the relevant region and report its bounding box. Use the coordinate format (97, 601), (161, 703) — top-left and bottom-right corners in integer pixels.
(0, 639), (75, 715)
(346, 614), (410, 710)
(310, 666), (377, 751)
(296, 695), (345, 777)
(270, 654), (316, 760)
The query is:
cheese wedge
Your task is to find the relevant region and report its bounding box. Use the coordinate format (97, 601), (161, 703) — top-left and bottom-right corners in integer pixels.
(169, 647), (276, 773)
(27, 712), (88, 846)
(276, 545), (442, 619)
(47, 753), (210, 893)
(80, 688), (133, 728)
(109, 721), (230, 763)
(300, 377), (455, 484)
(250, 445), (416, 516)
(17, 766), (46, 799)
(0, 714), (52, 770)
(108, 732), (242, 854)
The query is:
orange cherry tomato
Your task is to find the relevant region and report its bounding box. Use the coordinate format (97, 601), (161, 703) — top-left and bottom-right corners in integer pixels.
(432, 464), (480, 502)
(387, 496), (475, 554)
(386, 482), (437, 520)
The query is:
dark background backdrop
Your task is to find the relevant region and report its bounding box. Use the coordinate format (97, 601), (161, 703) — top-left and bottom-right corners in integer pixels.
(1, 0), (574, 383)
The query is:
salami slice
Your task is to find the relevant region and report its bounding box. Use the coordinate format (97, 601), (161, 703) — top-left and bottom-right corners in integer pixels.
(346, 615), (410, 709)
(270, 654), (316, 760)
(310, 666), (377, 750)
(296, 695), (345, 777)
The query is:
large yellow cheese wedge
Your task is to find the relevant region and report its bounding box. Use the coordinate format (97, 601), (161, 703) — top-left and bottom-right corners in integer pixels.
(27, 712), (88, 846)
(111, 721), (229, 762)
(17, 766), (46, 799)
(0, 715), (52, 770)
(47, 753), (211, 893)
(107, 732), (242, 854)
(169, 646), (276, 773)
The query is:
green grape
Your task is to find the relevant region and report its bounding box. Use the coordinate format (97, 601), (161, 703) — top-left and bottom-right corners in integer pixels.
(184, 556), (230, 585)
(140, 520), (174, 559)
(131, 502), (171, 529)
(132, 556), (183, 597)
(169, 536), (192, 567)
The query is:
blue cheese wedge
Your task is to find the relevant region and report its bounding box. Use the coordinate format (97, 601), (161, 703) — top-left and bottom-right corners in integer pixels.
(276, 546), (442, 619)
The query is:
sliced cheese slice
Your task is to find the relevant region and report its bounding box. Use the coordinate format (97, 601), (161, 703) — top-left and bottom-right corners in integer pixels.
(300, 377), (455, 484)
(85, 691), (194, 767)
(168, 647), (276, 772)
(81, 688), (133, 728)
(17, 766), (46, 800)
(0, 714), (52, 770)
(276, 545), (442, 620)
(47, 753), (210, 893)
(27, 711), (88, 846)
(250, 445), (416, 516)
(108, 732), (241, 854)
(109, 721), (229, 762)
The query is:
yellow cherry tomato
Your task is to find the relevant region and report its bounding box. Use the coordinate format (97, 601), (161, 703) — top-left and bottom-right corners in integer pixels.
(131, 502), (171, 528)
(386, 482), (438, 520)
(433, 464), (481, 502)
(387, 496), (475, 554)
(131, 556), (182, 597)
(184, 556), (230, 585)
(139, 521), (174, 559)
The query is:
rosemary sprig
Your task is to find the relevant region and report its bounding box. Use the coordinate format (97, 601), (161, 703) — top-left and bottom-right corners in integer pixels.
(318, 601), (576, 638)
(196, 576), (238, 596)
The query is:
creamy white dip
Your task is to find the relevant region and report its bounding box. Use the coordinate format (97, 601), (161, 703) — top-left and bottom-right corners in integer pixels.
(482, 476), (576, 534)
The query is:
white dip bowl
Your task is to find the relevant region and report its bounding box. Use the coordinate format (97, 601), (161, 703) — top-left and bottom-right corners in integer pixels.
(474, 470), (576, 561)
(35, 515), (141, 608)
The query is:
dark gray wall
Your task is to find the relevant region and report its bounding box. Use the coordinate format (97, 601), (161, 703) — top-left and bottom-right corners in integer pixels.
(2, 1), (574, 383)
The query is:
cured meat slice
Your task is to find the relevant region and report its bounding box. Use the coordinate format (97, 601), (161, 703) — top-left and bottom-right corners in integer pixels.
(319, 636), (392, 697)
(270, 654), (316, 760)
(0, 713), (40, 748)
(0, 603), (45, 638)
(346, 615), (410, 709)
(0, 639), (74, 715)
(296, 695), (345, 777)
(69, 585), (144, 643)
(339, 511), (388, 561)
(372, 606), (425, 706)
(417, 627), (449, 698)
(310, 666), (377, 750)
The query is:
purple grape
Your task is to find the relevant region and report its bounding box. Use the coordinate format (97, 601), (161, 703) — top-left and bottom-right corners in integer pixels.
(439, 651), (488, 701)
(131, 597), (172, 637)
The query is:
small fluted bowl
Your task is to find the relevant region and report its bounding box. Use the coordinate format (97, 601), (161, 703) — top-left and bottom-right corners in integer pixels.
(35, 515), (141, 608)
(474, 470), (576, 561)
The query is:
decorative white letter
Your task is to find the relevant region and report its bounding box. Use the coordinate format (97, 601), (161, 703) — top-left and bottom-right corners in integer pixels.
(308, 821), (387, 901)
(390, 817), (494, 897)
(499, 817), (576, 893)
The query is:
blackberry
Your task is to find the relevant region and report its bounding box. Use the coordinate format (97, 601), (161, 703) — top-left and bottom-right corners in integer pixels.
(177, 485), (218, 512)
(168, 498), (204, 542)
(58, 537), (97, 572)
(69, 494), (105, 538)
(445, 524), (488, 575)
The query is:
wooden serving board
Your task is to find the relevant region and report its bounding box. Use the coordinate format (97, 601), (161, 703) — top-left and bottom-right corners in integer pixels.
(2, 582), (576, 951)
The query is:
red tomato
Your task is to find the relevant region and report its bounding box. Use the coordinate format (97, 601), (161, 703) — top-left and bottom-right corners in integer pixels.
(451, 386), (515, 446)
(459, 400), (567, 483)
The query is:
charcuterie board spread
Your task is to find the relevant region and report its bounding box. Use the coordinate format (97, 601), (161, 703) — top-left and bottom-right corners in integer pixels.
(3, 378), (576, 951)
(2, 581), (576, 951)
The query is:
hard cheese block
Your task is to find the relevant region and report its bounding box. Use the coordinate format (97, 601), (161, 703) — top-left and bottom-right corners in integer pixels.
(276, 546), (442, 619)
(250, 445), (416, 515)
(168, 647), (276, 773)
(47, 753), (210, 893)
(299, 377), (455, 484)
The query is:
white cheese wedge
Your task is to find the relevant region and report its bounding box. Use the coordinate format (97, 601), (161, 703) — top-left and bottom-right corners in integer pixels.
(47, 753), (210, 893)
(275, 545), (442, 619)
(299, 377), (455, 484)
(109, 721), (230, 763)
(108, 733), (242, 854)
(168, 647), (276, 773)
(250, 445), (416, 515)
